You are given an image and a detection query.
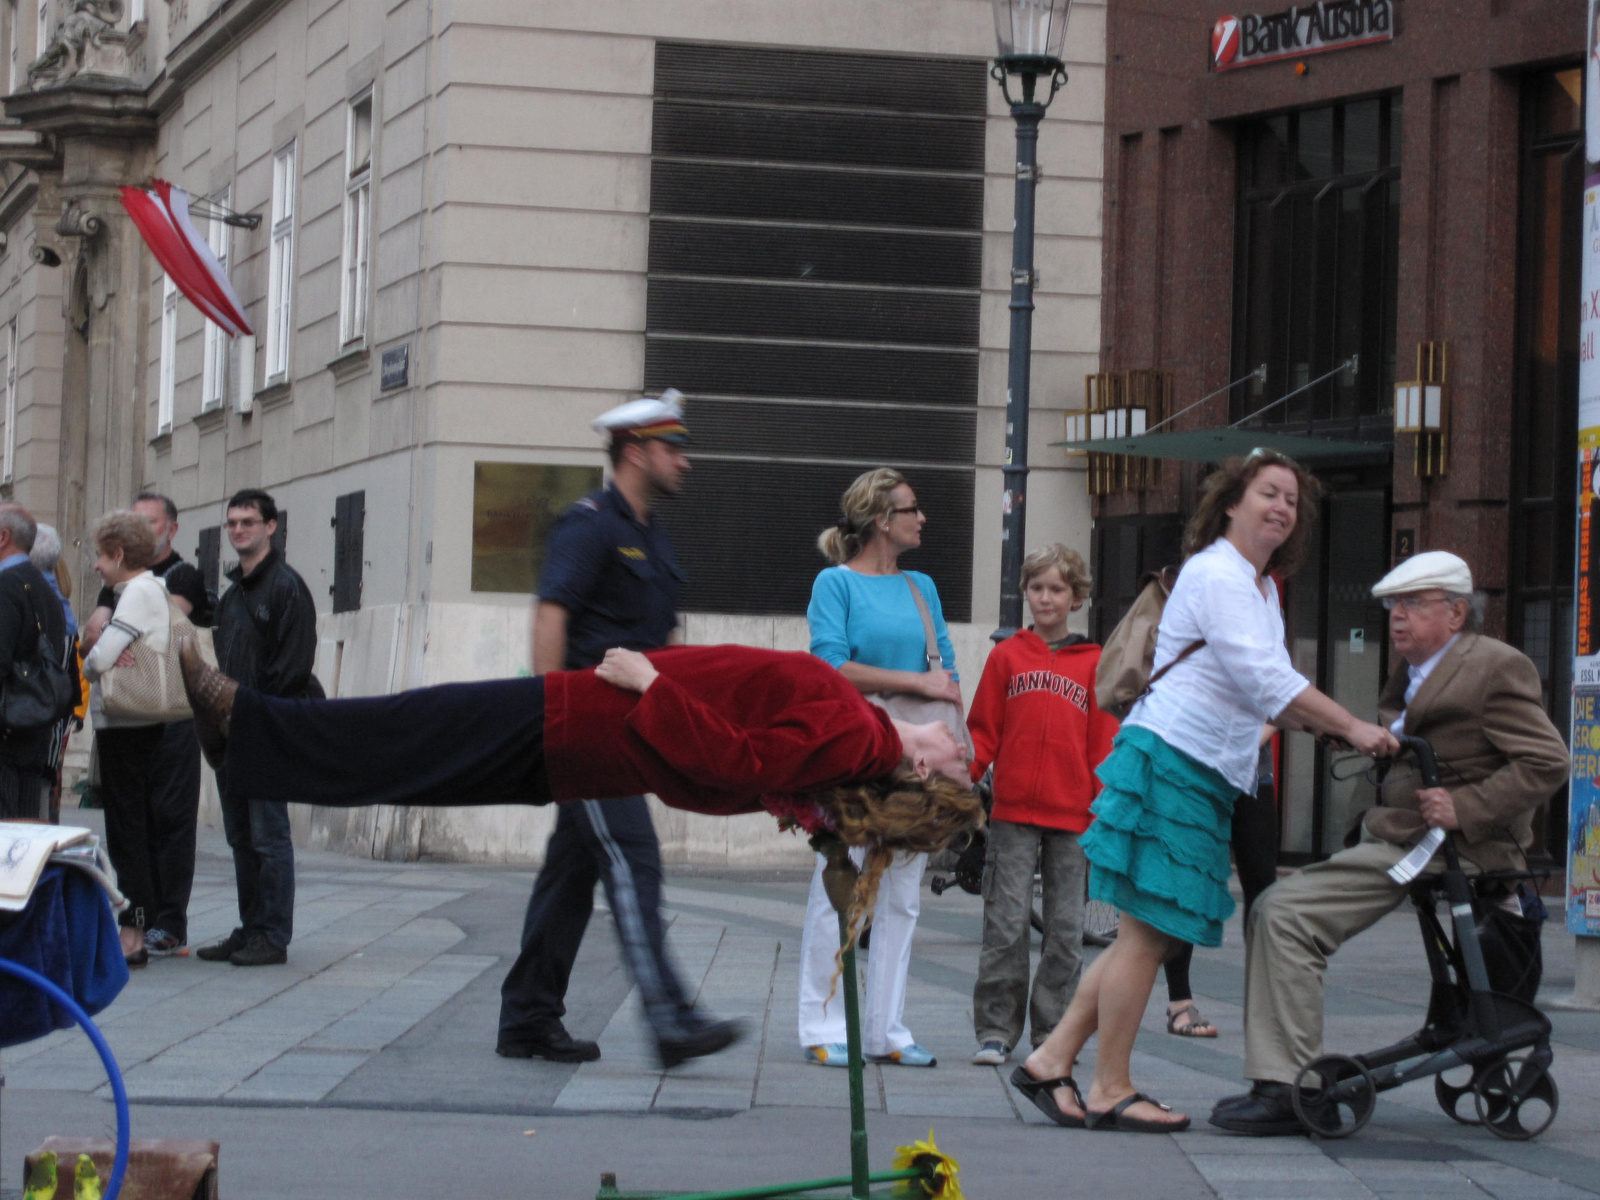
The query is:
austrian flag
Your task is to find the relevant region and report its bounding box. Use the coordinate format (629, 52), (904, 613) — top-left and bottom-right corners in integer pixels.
(118, 180), (252, 337)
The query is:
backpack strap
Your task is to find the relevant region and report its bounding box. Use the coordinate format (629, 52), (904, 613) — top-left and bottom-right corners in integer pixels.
(1138, 638), (1207, 699)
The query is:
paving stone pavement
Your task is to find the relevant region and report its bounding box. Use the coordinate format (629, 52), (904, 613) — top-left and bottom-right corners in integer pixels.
(2, 808), (1598, 1199)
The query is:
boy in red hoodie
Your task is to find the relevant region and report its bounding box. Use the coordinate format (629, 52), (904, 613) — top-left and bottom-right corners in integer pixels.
(967, 545), (1119, 1066)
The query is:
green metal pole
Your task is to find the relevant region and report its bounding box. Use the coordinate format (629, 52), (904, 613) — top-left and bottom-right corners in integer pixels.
(838, 909), (870, 1200)
(642, 1166), (925, 1200)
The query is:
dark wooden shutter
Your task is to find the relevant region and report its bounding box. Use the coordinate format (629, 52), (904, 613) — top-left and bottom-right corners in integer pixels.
(271, 511), (288, 558)
(196, 526), (221, 595)
(647, 42), (986, 620)
(332, 491), (365, 613)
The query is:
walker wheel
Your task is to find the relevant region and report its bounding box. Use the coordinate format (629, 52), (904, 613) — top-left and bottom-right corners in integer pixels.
(1435, 1062), (1489, 1125)
(1473, 1055), (1558, 1141)
(1292, 1054), (1376, 1138)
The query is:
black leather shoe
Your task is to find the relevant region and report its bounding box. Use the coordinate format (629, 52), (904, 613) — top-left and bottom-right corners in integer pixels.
(497, 1026), (601, 1063)
(658, 1019), (744, 1069)
(229, 934), (288, 967)
(195, 929), (246, 962)
(1208, 1081), (1325, 1136)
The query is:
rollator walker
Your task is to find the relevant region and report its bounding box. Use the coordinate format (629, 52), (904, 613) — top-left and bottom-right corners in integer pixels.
(1290, 734), (1558, 1141)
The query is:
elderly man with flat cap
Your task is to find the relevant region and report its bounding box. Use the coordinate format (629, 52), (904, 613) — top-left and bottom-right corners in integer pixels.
(496, 389), (742, 1071)
(1212, 551), (1568, 1135)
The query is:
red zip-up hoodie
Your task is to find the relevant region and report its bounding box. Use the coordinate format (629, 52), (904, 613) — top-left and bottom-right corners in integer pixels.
(966, 630), (1119, 832)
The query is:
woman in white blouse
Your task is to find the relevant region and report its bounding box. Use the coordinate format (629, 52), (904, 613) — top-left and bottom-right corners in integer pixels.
(82, 510), (178, 967)
(1011, 449), (1399, 1133)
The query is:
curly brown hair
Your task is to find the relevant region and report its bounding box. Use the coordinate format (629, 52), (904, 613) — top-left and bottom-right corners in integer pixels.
(1182, 449), (1322, 577)
(93, 509), (160, 571)
(807, 768), (984, 967)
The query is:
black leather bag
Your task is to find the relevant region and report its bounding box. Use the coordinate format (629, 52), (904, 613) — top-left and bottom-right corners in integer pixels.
(2, 581), (75, 731)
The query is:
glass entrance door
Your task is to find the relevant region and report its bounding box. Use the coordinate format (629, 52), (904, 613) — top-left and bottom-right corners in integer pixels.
(1280, 488), (1391, 859)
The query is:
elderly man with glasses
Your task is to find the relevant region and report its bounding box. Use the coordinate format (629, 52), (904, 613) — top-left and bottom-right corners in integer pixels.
(1211, 551), (1569, 1136)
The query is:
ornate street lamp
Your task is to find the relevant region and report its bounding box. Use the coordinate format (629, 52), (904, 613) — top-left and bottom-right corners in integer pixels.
(990, 0), (1072, 641)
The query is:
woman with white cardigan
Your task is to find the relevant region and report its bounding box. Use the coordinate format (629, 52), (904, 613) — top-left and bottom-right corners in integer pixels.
(82, 510), (179, 967)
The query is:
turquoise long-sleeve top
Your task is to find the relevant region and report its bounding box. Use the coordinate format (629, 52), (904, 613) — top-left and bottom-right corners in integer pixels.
(806, 565), (959, 678)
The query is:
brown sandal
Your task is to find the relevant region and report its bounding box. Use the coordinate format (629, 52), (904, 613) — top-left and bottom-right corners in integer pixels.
(1166, 1002), (1218, 1038)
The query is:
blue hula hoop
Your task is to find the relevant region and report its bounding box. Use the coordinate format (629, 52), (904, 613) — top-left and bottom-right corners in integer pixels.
(0, 956), (129, 1200)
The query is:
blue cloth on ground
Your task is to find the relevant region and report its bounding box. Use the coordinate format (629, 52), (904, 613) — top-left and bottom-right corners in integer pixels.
(0, 865), (128, 1047)
(1080, 724), (1238, 947)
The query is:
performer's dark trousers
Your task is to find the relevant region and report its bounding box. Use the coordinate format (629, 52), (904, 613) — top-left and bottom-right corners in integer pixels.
(98, 721), (202, 941)
(499, 796), (699, 1045)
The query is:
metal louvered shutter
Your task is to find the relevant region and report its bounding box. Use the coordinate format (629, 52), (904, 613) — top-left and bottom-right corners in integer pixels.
(332, 491), (365, 614)
(647, 42), (986, 620)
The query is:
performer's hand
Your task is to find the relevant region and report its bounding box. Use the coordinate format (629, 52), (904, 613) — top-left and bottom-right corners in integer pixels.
(918, 668), (963, 705)
(1416, 786), (1460, 830)
(595, 647), (658, 694)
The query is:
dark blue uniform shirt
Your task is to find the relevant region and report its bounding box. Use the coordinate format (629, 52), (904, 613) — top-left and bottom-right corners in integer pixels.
(537, 485), (684, 670)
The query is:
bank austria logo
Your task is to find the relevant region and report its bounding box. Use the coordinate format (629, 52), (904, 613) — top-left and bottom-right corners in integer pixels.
(1210, 0), (1392, 72)
(1212, 16), (1241, 67)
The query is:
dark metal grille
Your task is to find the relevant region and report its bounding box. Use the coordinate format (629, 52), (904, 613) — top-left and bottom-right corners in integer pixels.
(657, 461), (975, 619)
(647, 43), (986, 619)
(332, 491), (365, 614)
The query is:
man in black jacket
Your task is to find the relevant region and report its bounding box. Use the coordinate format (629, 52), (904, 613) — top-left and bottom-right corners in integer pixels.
(0, 503), (73, 820)
(196, 488), (317, 967)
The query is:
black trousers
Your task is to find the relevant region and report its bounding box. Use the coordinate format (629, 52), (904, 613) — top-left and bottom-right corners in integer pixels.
(98, 723), (203, 937)
(498, 796), (698, 1046)
(1164, 786), (1280, 1003)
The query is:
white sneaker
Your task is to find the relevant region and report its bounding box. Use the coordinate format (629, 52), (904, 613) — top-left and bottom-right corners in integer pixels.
(971, 1040), (1008, 1066)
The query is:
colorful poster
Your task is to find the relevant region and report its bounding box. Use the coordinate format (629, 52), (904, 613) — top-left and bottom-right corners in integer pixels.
(1574, 0), (1600, 934)
(1570, 691), (1600, 935)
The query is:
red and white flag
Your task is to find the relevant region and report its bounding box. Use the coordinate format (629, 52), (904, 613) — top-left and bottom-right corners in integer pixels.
(119, 180), (252, 337)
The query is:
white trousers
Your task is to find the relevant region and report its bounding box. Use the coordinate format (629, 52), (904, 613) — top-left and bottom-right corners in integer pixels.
(796, 847), (926, 1056)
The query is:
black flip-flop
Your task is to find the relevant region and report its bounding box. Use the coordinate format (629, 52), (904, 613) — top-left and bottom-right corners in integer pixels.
(1009, 1065), (1086, 1128)
(1086, 1091), (1191, 1133)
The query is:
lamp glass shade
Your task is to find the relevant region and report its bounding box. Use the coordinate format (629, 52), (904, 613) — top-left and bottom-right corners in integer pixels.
(992, 0), (1073, 60)
(1089, 411), (1106, 440)
(1423, 385), (1443, 431)
(1064, 412), (1086, 442)
(1130, 406), (1147, 436)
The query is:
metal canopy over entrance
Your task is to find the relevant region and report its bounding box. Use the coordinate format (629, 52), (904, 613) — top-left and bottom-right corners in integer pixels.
(1053, 426), (1391, 464)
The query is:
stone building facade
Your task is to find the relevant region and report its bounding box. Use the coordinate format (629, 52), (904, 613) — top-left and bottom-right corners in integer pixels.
(0, 0), (1108, 864)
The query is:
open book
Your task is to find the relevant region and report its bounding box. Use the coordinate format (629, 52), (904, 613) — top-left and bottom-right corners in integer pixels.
(0, 823), (94, 912)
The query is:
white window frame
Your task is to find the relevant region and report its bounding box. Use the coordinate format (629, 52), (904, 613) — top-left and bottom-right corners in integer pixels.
(3, 319), (17, 485)
(35, 2), (46, 57)
(8, 0), (21, 95)
(265, 140), (296, 384)
(201, 188), (231, 411)
(339, 91), (373, 347)
(158, 273), (176, 434)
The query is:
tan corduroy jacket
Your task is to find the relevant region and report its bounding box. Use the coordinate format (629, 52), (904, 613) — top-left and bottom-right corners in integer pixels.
(1360, 632), (1569, 872)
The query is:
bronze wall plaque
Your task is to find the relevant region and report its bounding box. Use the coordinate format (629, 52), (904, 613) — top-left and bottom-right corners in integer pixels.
(471, 462), (603, 593)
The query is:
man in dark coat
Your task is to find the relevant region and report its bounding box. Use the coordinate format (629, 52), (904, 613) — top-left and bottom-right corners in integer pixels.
(0, 502), (74, 820)
(195, 488), (317, 967)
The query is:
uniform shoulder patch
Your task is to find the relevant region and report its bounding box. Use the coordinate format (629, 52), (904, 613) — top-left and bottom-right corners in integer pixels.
(570, 496), (602, 514)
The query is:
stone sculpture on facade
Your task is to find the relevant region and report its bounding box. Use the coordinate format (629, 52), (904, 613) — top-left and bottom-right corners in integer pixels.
(27, 1), (130, 87)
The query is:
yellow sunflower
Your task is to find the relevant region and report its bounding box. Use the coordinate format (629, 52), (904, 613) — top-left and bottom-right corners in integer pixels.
(893, 1129), (964, 1200)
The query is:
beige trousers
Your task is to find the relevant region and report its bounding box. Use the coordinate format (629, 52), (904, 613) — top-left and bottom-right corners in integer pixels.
(1243, 837), (1436, 1084)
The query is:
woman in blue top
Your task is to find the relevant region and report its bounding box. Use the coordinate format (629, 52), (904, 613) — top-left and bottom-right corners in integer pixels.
(799, 468), (963, 1069)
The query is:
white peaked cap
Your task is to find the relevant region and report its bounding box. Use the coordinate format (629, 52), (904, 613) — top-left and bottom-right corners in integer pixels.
(591, 388), (689, 442)
(1370, 551), (1474, 599)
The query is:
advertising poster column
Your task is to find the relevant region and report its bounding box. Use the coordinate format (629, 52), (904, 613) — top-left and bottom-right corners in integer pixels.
(1571, 2), (1600, 956)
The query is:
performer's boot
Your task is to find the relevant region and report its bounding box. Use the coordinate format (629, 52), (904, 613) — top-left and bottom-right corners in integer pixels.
(179, 639), (236, 771)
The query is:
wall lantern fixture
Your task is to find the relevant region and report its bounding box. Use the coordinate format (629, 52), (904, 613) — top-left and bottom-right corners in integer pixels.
(1393, 341), (1449, 477)
(990, 0), (1072, 642)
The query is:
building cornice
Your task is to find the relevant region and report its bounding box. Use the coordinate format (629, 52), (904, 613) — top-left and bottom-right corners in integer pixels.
(2, 75), (154, 139)
(148, 0), (293, 117)
(0, 126), (58, 170)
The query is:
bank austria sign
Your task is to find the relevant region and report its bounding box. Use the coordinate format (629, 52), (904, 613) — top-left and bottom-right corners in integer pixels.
(1211, 0), (1393, 72)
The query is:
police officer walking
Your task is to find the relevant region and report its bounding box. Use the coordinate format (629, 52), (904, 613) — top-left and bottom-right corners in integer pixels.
(497, 390), (742, 1069)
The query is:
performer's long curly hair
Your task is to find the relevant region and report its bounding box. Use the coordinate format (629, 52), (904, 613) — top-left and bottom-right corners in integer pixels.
(807, 767), (984, 987)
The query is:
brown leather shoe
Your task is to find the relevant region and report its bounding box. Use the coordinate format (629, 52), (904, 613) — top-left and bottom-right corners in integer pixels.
(178, 638), (236, 771)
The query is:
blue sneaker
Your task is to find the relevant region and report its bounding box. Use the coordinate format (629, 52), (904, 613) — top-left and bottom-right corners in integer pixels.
(806, 1043), (850, 1067)
(869, 1044), (937, 1067)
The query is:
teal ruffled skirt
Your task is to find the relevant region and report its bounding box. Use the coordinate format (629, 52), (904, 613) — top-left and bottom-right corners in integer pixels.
(1080, 724), (1238, 947)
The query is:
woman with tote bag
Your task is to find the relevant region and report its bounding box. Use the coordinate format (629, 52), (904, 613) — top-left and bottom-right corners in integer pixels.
(81, 511), (194, 967)
(798, 468), (969, 1069)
